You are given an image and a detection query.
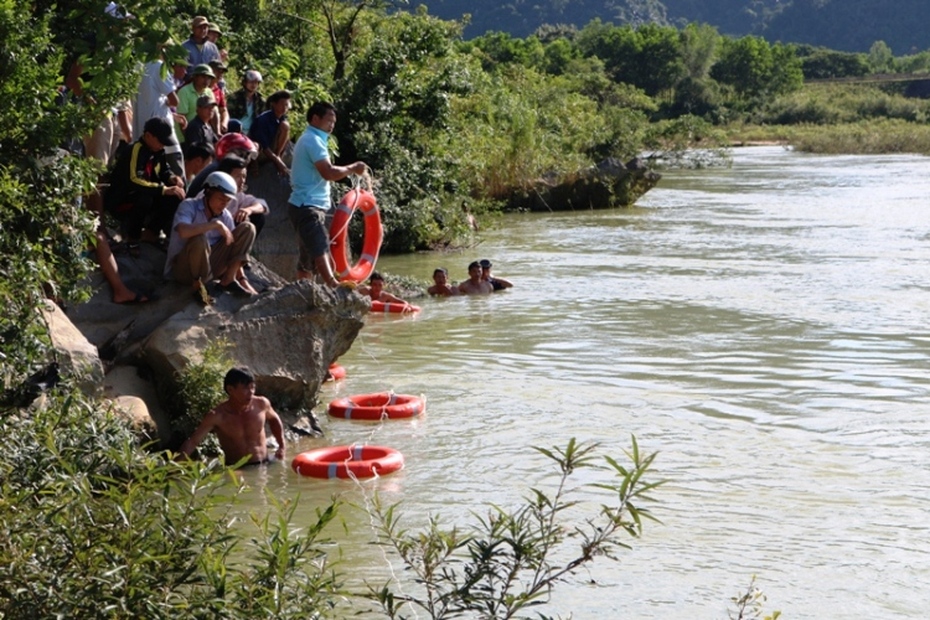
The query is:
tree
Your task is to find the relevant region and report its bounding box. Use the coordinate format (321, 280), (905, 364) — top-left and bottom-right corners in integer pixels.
(711, 35), (803, 102)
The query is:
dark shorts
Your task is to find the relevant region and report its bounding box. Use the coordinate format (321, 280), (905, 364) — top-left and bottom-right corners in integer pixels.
(288, 203), (332, 272)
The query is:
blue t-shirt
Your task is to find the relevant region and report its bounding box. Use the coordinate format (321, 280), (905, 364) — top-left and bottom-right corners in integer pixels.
(288, 125), (330, 209)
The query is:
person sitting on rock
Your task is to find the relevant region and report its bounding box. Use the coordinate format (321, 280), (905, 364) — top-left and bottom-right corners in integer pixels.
(104, 117), (186, 254)
(179, 366), (285, 466)
(217, 154), (269, 239)
(358, 272), (413, 308)
(164, 171), (257, 301)
(183, 141), (215, 187)
(479, 259), (513, 291)
(458, 261), (494, 295)
(184, 95), (218, 147)
(249, 89), (291, 177)
(427, 267), (459, 296)
(208, 59), (229, 133)
(187, 132), (258, 198)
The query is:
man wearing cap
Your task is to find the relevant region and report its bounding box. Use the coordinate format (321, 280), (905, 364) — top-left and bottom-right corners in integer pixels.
(185, 95), (218, 147)
(479, 259), (513, 291)
(249, 89), (292, 177)
(165, 171), (257, 299)
(183, 16), (220, 78)
(177, 64), (215, 128)
(209, 59), (229, 133)
(206, 22), (229, 64)
(289, 101), (367, 286)
(105, 117), (187, 251)
(228, 70), (265, 136)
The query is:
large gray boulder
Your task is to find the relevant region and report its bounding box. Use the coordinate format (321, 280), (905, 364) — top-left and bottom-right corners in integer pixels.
(505, 157), (661, 212)
(40, 300), (104, 397)
(143, 280), (366, 412)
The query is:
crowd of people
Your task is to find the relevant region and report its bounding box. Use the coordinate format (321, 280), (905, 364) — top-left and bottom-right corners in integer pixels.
(65, 10), (518, 462)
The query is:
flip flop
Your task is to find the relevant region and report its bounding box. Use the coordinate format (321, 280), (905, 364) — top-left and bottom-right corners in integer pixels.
(114, 291), (149, 305)
(221, 280), (254, 297)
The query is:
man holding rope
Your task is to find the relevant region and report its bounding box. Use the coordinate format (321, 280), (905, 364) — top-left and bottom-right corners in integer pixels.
(288, 101), (367, 287)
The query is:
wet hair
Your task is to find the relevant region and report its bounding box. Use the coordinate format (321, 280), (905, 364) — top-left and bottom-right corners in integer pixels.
(184, 141), (214, 162)
(433, 267), (447, 276)
(218, 154), (248, 173)
(369, 272), (384, 283)
(224, 366), (254, 389)
(468, 261), (480, 271)
(307, 101), (336, 124)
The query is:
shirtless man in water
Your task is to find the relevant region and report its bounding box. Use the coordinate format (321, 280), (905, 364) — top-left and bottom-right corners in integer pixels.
(180, 367), (285, 465)
(427, 267), (459, 296)
(457, 261), (494, 295)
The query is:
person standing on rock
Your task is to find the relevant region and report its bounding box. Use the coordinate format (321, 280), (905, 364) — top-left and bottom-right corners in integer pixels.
(288, 101), (367, 287)
(179, 366), (285, 466)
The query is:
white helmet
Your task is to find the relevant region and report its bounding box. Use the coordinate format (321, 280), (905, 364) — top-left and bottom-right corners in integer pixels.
(244, 69), (263, 83)
(204, 171), (238, 199)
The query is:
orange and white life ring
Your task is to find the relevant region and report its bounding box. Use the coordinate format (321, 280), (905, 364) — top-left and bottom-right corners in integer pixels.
(330, 188), (383, 283)
(291, 445), (404, 479)
(328, 392), (425, 420)
(370, 300), (421, 314)
(324, 363), (346, 382)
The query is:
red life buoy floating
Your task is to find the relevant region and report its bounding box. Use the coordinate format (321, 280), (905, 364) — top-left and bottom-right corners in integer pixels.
(330, 189), (383, 283)
(328, 392), (425, 420)
(324, 363), (346, 382)
(291, 445), (404, 479)
(370, 300), (421, 314)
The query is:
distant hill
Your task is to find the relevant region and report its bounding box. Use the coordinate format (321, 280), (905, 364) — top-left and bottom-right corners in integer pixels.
(412, 0), (930, 55)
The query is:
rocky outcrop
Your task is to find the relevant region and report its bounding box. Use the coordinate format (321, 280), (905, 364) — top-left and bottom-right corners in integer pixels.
(40, 300), (104, 397)
(64, 221), (367, 445)
(143, 281), (366, 412)
(505, 157), (661, 212)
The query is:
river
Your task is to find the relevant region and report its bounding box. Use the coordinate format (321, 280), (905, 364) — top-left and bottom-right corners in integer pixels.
(237, 146), (930, 618)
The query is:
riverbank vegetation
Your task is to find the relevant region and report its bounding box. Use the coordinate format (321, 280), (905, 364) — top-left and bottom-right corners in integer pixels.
(0, 1), (915, 614)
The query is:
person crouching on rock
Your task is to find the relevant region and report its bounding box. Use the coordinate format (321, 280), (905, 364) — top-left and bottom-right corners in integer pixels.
(164, 171), (258, 301)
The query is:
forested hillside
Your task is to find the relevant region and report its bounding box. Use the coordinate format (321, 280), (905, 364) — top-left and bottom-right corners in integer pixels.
(414, 0), (930, 54)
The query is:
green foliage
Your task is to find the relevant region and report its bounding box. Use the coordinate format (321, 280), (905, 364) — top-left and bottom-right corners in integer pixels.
(0, 393), (341, 619)
(711, 36), (804, 104)
(576, 20), (685, 96)
(798, 47), (870, 80)
(761, 83), (930, 126)
(170, 339), (234, 451)
(363, 437), (663, 619)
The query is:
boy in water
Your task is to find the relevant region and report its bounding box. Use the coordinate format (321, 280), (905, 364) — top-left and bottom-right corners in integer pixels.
(180, 367), (285, 465)
(427, 267), (459, 296)
(359, 272), (411, 306)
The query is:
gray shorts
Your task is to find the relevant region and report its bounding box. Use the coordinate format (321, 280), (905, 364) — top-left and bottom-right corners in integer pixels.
(288, 204), (332, 273)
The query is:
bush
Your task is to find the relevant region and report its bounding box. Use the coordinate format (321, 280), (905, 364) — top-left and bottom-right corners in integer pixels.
(0, 393), (342, 619)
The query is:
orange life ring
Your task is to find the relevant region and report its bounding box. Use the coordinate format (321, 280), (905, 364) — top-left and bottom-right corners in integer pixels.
(370, 300), (421, 314)
(324, 363), (346, 382)
(330, 189), (383, 283)
(328, 392), (425, 420)
(291, 445), (404, 479)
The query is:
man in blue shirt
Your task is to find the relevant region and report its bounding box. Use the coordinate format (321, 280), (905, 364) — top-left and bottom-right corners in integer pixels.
(288, 101), (367, 287)
(249, 89), (292, 178)
(183, 16), (220, 79)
